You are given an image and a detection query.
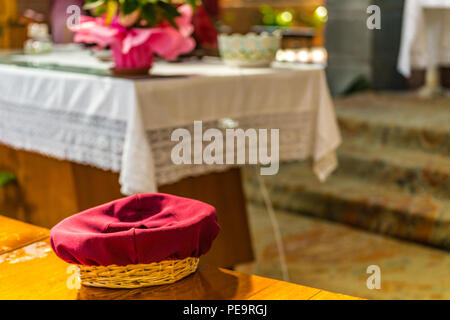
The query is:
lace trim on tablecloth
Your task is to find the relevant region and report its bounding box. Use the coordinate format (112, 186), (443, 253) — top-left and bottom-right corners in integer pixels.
(1, 102), (337, 192)
(149, 112), (317, 186)
(0, 101), (126, 172)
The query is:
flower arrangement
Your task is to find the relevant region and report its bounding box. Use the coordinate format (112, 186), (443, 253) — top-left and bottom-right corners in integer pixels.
(72, 0), (197, 74)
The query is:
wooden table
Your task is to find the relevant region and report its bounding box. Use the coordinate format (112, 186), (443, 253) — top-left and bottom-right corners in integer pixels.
(0, 144), (253, 268)
(0, 216), (361, 300)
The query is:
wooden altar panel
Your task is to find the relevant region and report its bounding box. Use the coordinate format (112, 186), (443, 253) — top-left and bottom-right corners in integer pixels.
(0, 143), (80, 226)
(159, 168), (254, 268)
(221, 0), (325, 46)
(0, 143), (254, 267)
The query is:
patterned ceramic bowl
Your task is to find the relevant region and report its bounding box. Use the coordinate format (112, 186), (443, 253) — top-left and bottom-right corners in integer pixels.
(218, 31), (282, 68)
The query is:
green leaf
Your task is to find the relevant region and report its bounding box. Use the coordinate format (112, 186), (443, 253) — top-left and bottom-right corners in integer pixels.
(92, 5), (107, 16)
(157, 1), (181, 17)
(141, 3), (157, 26)
(138, 0), (158, 4)
(83, 0), (106, 10)
(186, 0), (198, 12)
(121, 0), (140, 15)
(157, 1), (181, 28)
(0, 172), (16, 188)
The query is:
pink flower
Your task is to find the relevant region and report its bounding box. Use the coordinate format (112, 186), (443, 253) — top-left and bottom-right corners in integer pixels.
(154, 4), (196, 60)
(71, 4), (196, 68)
(72, 16), (121, 48)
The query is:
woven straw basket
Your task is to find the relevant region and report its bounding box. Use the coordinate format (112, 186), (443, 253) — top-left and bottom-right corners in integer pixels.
(78, 257), (199, 289)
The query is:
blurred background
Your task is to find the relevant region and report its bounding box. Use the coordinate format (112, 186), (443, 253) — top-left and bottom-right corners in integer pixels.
(0, 0), (449, 300)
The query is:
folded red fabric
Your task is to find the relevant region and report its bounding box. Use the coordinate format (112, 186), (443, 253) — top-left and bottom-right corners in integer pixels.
(50, 193), (220, 266)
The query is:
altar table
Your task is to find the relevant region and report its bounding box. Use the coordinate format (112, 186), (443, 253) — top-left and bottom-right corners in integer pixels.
(0, 49), (340, 194)
(0, 216), (360, 300)
(398, 0), (450, 77)
(0, 49), (341, 267)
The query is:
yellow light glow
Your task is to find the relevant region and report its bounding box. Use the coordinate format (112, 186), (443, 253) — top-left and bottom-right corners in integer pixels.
(311, 47), (328, 63)
(297, 49), (310, 63)
(281, 11), (293, 22)
(314, 6), (328, 20)
(276, 50), (286, 62)
(276, 11), (293, 26)
(284, 49), (296, 62)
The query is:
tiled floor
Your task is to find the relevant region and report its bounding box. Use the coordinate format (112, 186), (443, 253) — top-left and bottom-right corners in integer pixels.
(237, 204), (450, 300)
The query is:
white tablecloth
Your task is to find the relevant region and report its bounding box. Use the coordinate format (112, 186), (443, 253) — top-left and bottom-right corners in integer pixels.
(398, 0), (450, 77)
(0, 50), (341, 195)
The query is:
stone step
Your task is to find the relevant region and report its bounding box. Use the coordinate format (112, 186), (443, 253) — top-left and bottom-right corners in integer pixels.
(338, 143), (450, 198)
(335, 93), (450, 155)
(237, 204), (450, 300)
(242, 163), (450, 250)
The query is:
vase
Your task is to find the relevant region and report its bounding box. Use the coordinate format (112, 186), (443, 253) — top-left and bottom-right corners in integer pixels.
(110, 42), (153, 76)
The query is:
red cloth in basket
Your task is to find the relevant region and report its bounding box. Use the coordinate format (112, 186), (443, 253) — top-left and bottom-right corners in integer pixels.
(50, 193), (220, 266)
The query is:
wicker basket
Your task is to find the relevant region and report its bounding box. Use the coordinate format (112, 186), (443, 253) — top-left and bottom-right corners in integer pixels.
(78, 257), (199, 289)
